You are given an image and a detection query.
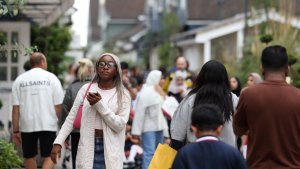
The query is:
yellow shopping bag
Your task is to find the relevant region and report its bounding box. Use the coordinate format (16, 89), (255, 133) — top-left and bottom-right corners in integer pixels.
(148, 143), (177, 169)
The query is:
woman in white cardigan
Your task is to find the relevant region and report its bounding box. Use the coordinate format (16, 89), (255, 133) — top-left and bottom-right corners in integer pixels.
(51, 53), (131, 169)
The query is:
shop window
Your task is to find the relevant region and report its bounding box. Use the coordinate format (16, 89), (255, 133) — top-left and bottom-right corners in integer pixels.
(11, 50), (18, 63)
(11, 67), (18, 81)
(0, 50), (7, 63)
(0, 32), (7, 45)
(0, 66), (7, 80)
(11, 32), (18, 45)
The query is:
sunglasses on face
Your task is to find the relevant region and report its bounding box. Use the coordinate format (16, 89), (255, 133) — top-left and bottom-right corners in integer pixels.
(96, 61), (117, 69)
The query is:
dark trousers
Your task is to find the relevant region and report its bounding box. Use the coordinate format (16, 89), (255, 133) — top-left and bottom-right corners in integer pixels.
(71, 132), (80, 169)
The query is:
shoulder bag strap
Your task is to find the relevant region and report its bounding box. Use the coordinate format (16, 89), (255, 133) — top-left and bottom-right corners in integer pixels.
(82, 82), (93, 103)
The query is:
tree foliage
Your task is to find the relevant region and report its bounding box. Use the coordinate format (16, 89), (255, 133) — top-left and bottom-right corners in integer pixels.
(0, 32), (6, 45)
(30, 23), (72, 77)
(140, 11), (181, 68)
(259, 34), (273, 44)
(162, 12), (181, 39)
(237, 0), (300, 87)
(0, 0), (25, 16)
(158, 12), (181, 68)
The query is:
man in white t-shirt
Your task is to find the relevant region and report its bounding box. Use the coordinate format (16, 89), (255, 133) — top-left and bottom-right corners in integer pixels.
(12, 52), (64, 169)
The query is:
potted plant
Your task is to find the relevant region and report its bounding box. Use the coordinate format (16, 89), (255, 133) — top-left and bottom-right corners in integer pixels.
(0, 99), (23, 168)
(0, 139), (23, 169)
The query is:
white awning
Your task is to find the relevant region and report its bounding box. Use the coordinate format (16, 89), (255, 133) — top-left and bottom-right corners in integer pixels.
(20, 0), (74, 26)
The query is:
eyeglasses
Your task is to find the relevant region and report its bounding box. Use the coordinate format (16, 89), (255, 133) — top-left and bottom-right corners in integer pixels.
(96, 61), (117, 69)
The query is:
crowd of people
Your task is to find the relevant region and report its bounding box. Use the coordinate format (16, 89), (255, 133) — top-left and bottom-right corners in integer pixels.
(10, 45), (300, 169)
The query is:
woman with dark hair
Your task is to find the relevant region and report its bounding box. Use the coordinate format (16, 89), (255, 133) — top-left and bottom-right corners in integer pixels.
(51, 53), (131, 169)
(230, 76), (242, 97)
(170, 60), (238, 150)
(230, 76), (242, 149)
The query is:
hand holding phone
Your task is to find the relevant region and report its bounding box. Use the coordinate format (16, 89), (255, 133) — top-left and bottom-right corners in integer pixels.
(89, 92), (99, 96)
(87, 92), (101, 105)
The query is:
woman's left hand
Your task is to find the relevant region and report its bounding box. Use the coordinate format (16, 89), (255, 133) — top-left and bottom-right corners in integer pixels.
(87, 92), (101, 105)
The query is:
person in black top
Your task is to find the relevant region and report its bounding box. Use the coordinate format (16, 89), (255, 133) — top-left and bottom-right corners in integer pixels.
(172, 104), (246, 169)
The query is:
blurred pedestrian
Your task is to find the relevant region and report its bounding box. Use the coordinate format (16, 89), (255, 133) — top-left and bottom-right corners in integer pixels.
(167, 70), (189, 103)
(130, 66), (142, 80)
(230, 76), (242, 97)
(131, 70), (169, 169)
(64, 63), (77, 89)
(60, 58), (94, 169)
(172, 104), (246, 169)
(240, 72), (262, 155)
(23, 60), (31, 71)
(12, 52), (64, 169)
(123, 119), (143, 168)
(247, 72), (262, 87)
(234, 45), (300, 168)
(163, 56), (193, 93)
(131, 75), (144, 112)
(121, 61), (138, 100)
(170, 60), (238, 150)
(241, 72), (262, 93)
(229, 76), (242, 149)
(51, 53), (131, 169)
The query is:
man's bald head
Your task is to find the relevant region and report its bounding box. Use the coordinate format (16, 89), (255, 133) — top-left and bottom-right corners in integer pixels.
(30, 52), (47, 69)
(176, 56), (187, 71)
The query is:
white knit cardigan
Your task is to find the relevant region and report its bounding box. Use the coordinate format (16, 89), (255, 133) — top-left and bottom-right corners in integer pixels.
(54, 83), (131, 169)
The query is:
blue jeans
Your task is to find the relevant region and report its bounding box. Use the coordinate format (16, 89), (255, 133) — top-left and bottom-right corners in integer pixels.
(93, 138), (105, 169)
(141, 131), (164, 169)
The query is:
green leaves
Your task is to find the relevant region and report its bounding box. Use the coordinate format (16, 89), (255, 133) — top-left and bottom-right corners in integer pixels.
(0, 140), (23, 169)
(157, 12), (181, 68)
(259, 34), (273, 44)
(288, 54), (298, 66)
(31, 23), (72, 76)
(0, 0), (25, 16)
(158, 42), (172, 67)
(0, 6), (8, 15)
(12, 8), (18, 16)
(24, 45), (38, 55)
(236, 0), (300, 88)
(0, 32), (7, 46)
(162, 12), (181, 38)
